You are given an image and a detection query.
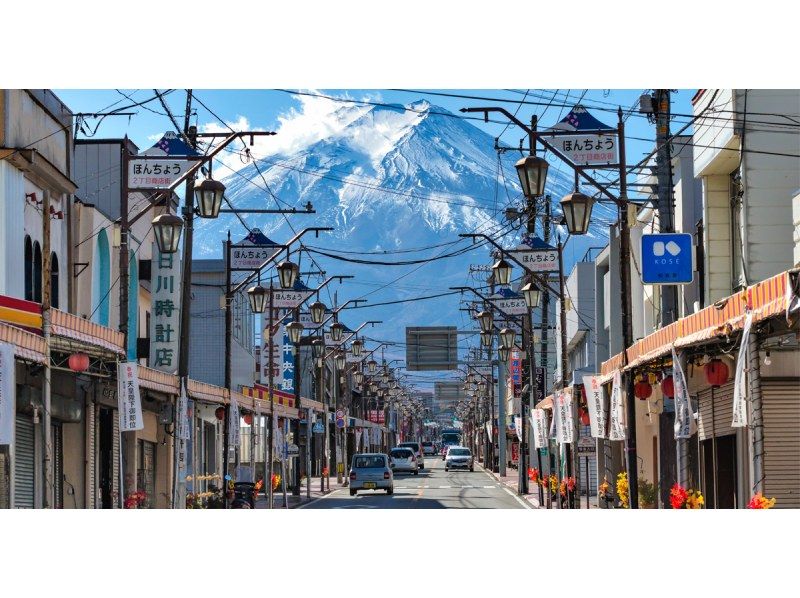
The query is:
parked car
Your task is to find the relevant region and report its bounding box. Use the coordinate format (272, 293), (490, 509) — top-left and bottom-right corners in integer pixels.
(389, 447), (418, 474)
(422, 441), (436, 455)
(349, 453), (393, 496)
(444, 446), (474, 472)
(397, 441), (425, 470)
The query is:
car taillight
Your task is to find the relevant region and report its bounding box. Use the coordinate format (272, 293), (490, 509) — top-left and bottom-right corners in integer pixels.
(350, 471), (356, 481)
(383, 472), (390, 479)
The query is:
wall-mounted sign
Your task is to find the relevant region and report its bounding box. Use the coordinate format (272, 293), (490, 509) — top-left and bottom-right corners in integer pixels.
(150, 243), (181, 374)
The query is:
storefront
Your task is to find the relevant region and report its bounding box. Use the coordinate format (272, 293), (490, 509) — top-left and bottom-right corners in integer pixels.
(599, 269), (800, 508)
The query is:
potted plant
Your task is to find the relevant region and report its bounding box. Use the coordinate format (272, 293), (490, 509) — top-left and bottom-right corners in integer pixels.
(637, 479), (658, 509)
(747, 493), (776, 509)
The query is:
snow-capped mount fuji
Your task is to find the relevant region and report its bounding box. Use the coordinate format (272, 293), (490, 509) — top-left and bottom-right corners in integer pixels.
(194, 99), (607, 343)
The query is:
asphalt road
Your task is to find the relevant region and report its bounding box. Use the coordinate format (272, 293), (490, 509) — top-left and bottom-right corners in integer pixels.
(299, 454), (529, 509)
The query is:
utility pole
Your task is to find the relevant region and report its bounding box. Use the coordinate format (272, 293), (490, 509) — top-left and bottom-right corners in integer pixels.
(653, 89), (679, 507)
(174, 90), (196, 509)
(267, 281), (276, 508)
(41, 189), (52, 509)
(222, 231), (232, 508)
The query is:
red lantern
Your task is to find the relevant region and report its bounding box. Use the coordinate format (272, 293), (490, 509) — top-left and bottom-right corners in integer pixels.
(634, 381), (653, 400)
(243, 413), (253, 426)
(704, 359), (729, 386)
(660, 376), (675, 398)
(214, 406), (225, 421)
(579, 409), (590, 426)
(68, 352), (90, 372)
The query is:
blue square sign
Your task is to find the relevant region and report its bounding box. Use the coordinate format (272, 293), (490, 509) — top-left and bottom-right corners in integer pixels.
(640, 233), (694, 285)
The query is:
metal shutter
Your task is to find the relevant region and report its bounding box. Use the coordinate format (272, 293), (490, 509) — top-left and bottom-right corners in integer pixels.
(112, 413), (120, 509)
(762, 379), (800, 508)
(86, 401), (96, 509)
(697, 381), (735, 441)
(14, 416), (35, 508)
(52, 423), (63, 509)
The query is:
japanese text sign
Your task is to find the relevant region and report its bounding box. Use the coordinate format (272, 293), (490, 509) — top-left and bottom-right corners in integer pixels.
(541, 133), (619, 165)
(128, 158), (190, 190)
(150, 243), (181, 374)
(117, 362), (144, 431)
(582, 375), (607, 439)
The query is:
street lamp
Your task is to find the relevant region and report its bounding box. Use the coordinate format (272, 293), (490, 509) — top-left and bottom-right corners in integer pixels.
(480, 331), (493, 347)
(286, 321), (304, 345)
(560, 191), (594, 236)
(499, 327), (516, 349)
(515, 154), (549, 199)
(194, 175), (226, 218)
(310, 301), (326, 324)
(246, 284), (268, 314)
(498, 344), (511, 362)
(151, 213), (183, 254)
(355, 370), (364, 386)
(335, 350), (346, 370)
(330, 322), (345, 343)
(311, 337), (325, 359)
(478, 381), (487, 394)
(277, 260), (300, 289)
(351, 339), (363, 357)
(367, 359), (377, 373)
(492, 258), (512, 286)
(476, 310), (494, 333)
(521, 281), (541, 309)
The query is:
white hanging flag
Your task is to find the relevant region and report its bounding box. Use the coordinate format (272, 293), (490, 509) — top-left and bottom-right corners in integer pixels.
(582, 375), (607, 438)
(176, 380), (190, 441)
(117, 362), (144, 431)
(608, 370), (626, 441)
(0, 342), (15, 445)
(732, 312), (753, 428)
(555, 390), (575, 444)
(514, 416), (523, 442)
(672, 348), (697, 439)
(530, 409), (549, 449)
(229, 394), (241, 447)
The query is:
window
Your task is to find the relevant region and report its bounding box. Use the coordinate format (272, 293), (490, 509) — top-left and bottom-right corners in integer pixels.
(24, 236), (33, 301)
(50, 253), (59, 309)
(33, 241), (42, 303)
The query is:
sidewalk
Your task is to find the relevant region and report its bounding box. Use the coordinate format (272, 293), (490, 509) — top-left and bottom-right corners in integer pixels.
(253, 476), (346, 509)
(479, 460), (599, 509)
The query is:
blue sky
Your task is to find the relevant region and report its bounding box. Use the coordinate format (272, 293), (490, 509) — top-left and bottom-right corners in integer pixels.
(56, 88), (696, 167)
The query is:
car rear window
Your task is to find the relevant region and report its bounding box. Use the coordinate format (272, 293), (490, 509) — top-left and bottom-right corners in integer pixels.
(422, 442), (433, 446)
(399, 443), (418, 450)
(390, 449), (413, 458)
(449, 449), (470, 456)
(353, 456), (386, 468)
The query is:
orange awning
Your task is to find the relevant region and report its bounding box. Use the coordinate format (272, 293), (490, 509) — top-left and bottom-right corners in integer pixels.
(601, 269), (796, 377)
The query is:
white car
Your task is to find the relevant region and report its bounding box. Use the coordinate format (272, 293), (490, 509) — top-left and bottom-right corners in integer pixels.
(389, 447), (419, 475)
(396, 441), (425, 470)
(445, 446), (474, 472)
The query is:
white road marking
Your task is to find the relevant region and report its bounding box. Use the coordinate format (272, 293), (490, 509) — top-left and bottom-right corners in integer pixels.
(502, 485), (533, 509)
(438, 485), (451, 489)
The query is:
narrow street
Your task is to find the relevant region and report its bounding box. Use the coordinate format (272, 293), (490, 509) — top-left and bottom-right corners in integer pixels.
(301, 457), (528, 509)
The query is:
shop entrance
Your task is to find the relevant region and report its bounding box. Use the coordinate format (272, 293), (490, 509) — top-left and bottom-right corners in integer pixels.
(98, 407), (115, 509)
(701, 434), (738, 509)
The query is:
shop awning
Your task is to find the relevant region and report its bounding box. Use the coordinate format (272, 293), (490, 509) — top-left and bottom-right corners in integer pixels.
(139, 366), (179, 395)
(600, 269), (798, 381)
(0, 322), (46, 363)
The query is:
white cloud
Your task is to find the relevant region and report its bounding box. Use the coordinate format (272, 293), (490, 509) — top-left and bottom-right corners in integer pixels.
(197, 90), (379, 177)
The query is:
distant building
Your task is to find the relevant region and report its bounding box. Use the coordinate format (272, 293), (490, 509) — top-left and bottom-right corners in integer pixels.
(188, 258), (255, 392)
